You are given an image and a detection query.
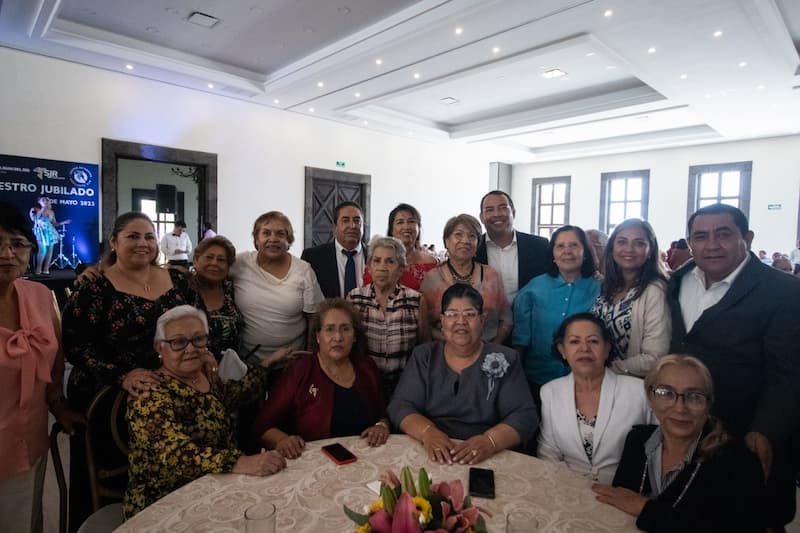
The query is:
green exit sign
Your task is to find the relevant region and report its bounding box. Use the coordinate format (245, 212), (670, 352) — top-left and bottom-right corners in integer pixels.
(768, 203), (782, 210)
(336, 161), (346, 168)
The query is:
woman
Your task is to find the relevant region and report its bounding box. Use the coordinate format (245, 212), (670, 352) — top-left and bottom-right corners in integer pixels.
(191, 236), (243, 358)
(348, 235), (431, 399)
(388, 284), (537, 465)
(538, 313), (652, 484)
(513, 225), (600, 396)
(254, 299), (389, 458)
(124, 306), (286, 518)
(363, 204), (438, 290)
(29, 196), (70, 275)
(592, 355), (766, 532)
(591, 219), (670, 377)
(0, 203), (83, 532)
(231, 211), (324, 363)
(420, 214), (511, 344)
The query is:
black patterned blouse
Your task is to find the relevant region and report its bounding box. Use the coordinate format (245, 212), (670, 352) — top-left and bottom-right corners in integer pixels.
(62, 268), (196, 409)
(193, 278), (244, 359)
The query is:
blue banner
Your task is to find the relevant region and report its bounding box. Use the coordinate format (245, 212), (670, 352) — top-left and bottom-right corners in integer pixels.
(0, 153), (100, 266)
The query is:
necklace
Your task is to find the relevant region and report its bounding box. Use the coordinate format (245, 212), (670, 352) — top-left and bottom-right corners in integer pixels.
(116, 265), (152, 292)
(639, 456), (703, 508)
(318, 355), (355, 386)
(446, 260), (475, 282)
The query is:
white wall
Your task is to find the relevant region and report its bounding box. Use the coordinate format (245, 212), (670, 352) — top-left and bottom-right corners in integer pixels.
(0, 47), (492, 255)
(512, 136), (800, 256)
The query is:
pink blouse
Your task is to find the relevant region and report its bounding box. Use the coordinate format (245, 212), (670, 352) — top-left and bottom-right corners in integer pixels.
(0, 279), (63, 479)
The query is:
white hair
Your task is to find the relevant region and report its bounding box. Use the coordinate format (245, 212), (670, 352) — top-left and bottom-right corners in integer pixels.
(155, 305), (208, 341)
(367, 235), (407, 268)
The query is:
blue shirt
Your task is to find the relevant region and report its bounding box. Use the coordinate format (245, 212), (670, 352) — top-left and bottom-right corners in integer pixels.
(512, 273), (600, 385)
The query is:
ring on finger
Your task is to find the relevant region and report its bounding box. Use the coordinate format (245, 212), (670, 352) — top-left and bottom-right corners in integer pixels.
(471, 450), (478, 457)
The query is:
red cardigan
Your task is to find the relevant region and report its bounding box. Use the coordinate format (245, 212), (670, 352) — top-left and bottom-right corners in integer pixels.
(253, 353), (386, 442)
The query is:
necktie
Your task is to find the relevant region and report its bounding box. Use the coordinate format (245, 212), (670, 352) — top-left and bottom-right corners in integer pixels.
(343, 249), (357, 295)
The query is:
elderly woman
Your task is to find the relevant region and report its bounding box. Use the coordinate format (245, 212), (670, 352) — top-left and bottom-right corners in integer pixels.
(348, 235), (431, 398)
(592, 219), (670, 377)
(124, 306), (286, 518)
(254, 299), (388, 458)
(389, 284), (537, 465)
(191, 235), (243, 357)
(513, 225), (600, 398)
(421, 214), (511, 344)
(0, 203), (82, 532)
(231, 211), (324, 362)
(592, 355), (766, 532)
(538, 313), (652, 484)
(364, 204), (438, 290)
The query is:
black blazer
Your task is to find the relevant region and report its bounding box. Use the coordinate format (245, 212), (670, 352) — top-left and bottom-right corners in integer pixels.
(475, 230), (549, 292)
(301, 242), (340, 298)
(667, 253), (800, 443)
(613, 424), (766, 533)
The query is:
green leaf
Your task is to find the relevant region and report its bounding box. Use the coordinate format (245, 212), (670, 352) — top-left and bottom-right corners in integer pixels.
(400, 466), (417, 497)
(463, 495), (472, 508)
(381, 483), (397, 515)
(475, 515), (488, 533)
(418, 468), (431, 499)
(343, 504), (369, 526)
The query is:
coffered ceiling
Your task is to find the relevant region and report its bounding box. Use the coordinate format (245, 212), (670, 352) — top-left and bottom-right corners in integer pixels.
(1, 0), (798, 162)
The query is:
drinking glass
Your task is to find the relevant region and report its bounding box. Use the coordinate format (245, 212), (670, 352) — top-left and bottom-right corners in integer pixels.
(244, 502), (276, 533)
(506, 510), (539, 532)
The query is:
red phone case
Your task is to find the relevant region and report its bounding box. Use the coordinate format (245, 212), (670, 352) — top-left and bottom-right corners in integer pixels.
(321, 444), (357, 465)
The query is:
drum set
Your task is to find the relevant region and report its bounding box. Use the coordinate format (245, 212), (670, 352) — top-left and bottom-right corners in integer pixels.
(51, 223), (82, 269)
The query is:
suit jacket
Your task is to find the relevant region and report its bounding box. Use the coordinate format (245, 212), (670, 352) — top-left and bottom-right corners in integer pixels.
(613, 424), (766, 533)
(667, 253), (800, 444)
(538, 369), (653, 484)
(301, 242), (340, 298)
(476, 230), (549, 293)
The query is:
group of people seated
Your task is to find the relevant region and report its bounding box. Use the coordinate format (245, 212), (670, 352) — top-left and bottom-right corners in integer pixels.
(2, 191), (798, 533)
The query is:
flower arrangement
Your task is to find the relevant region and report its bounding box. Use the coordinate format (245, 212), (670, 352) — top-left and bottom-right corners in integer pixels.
(344, 466), (489, 532)
(481, 352), (509, 400)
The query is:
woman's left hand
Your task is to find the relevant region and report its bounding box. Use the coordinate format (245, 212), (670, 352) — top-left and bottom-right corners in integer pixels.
(451, 434), (496, 465)
(361, 423), (390, 447)
(200, 350), (219, 383)
(591, 483), (648, 517)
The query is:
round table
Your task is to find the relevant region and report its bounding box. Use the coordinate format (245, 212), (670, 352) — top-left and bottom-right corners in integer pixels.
(115, 434), (637, 532)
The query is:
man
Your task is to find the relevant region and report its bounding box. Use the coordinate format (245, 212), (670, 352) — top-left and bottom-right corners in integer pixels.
(159, 220), (192, 268)
(476, 190), (549, 304)
(301, 201), (365, 298)
(667, 203), (800, 528)
(789, 240), (800, 268)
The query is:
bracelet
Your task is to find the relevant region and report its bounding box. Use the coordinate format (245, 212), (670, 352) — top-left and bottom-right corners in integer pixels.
(419, 423), (432, 442)
(374, 420), (389, 430)
(484, 432), (497, 448)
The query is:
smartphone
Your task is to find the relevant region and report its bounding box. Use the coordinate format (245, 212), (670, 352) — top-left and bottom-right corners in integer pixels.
(468, 467), (495, 499)
(321, 443), (357, 465)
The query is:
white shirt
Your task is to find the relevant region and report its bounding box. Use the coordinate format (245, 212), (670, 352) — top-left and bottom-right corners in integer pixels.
(160, 232), (192, 261)
(485, 232), (519, 304)
(679, 255), (749, 332)
(334, 239), (364, 296)
(790, 248), (800, 266)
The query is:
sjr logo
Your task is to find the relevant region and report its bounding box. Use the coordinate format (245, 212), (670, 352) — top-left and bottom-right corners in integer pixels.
(33, 167), (61, 180)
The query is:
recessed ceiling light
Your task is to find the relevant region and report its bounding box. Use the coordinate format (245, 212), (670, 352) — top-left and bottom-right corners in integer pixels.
(704, 93), (712, 99)
(375, 59), (383, 65)
(354, 92), (361, 98)
(273, 99), (280, 104)
(713, 30), (723, 38)
(308, 107), (315, 112)
(647, 47), (656, 54)
(541, 68), (567, 79)
(413, 72), (421, 79)
(738, 61), (747, 67)
(757, 84), (766, 90)
(125, 64), (134, 70)
(603, 9), (613, 17)
(679, 73), (688, 79)
(492, 46), (501, 54)
(317, 81), (324, 88)
(455, 27), (463, 35)
(585, 52), (596, 57)
(363, 120), (368, 125)
(187, 11), (220, 28)
(606, 65), (617, 70)
(207, 83), (214, 89)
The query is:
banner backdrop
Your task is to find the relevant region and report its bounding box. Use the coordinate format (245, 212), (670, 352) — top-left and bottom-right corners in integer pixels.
(0, 153), (100, 266)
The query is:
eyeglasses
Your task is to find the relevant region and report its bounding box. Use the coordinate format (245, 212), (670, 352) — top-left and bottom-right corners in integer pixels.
(0, 238), (33, 253)
(159, 334), (209, 351)
(442, 309), (481, 321)
(321, 324), (354, 336)
(649, 385), (709, 410)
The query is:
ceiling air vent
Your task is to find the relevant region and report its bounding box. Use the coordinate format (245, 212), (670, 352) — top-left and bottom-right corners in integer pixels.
(440, 97), (460, 105)
(187, 12), (220, 28)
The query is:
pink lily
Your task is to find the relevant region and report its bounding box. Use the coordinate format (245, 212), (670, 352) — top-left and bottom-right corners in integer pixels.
(391, 493), (423, 533)
(369, 509), (393, 533)
(381, 470), (402, 490)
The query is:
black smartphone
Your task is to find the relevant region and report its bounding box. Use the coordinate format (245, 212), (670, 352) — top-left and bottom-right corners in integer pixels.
(321, 443), (357, 465)
(468, 467), (495, 499)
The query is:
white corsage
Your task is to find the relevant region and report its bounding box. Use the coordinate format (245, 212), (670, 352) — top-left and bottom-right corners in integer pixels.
(481, 352), (509, 400)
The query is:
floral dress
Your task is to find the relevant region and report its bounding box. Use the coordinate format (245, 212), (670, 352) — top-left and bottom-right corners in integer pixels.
(123, 367), (269, 518)
(62, 269), (196, 409)
(194, 278), (244, 359)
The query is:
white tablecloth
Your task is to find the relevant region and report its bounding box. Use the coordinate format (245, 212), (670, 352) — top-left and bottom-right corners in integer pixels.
(116, 434), (637, 532)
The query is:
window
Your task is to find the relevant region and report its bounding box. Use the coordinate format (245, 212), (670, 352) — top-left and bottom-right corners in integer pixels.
(531, 177), (570, 238)
(599, 169), (650, 233)
(687, 161), (751, 218)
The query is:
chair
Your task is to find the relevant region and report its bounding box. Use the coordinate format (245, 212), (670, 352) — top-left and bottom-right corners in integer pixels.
(49, 386), (128, 532)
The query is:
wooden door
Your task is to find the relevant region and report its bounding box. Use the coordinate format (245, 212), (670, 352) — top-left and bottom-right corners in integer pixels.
(304, 167), (371, 247)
